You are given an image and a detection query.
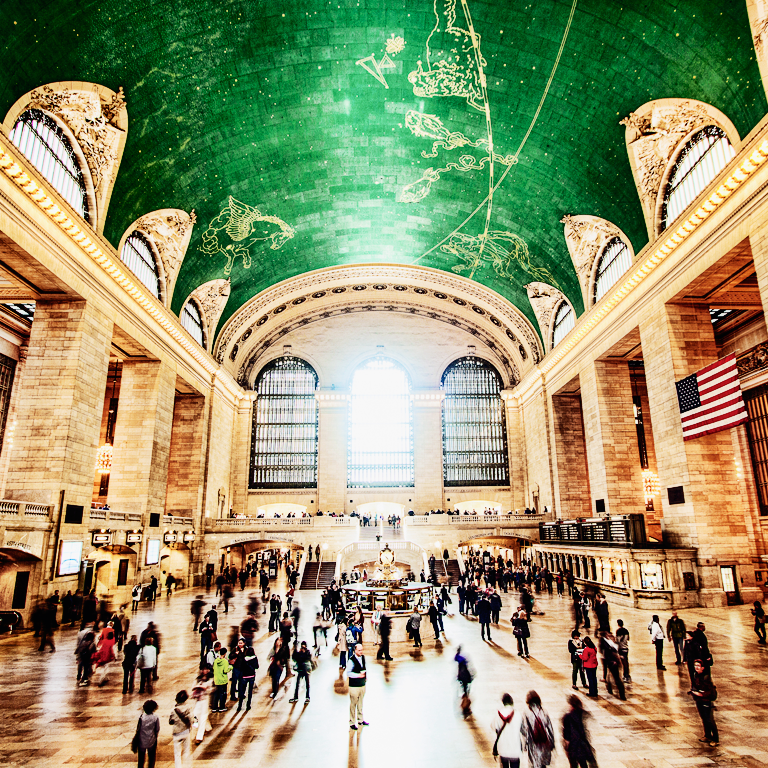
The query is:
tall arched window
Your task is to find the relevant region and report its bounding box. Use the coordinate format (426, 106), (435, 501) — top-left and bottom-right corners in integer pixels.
(442, 357), (509, 486)
(120, 232), (161, 299)
(594, 237), (632, 304)
(181, 299), (205, 347)
(9, 109), (90, 222)
(661, 125), (735, 231)
(250, 357), (318, 488)
(552, 301), (574, 347)
(348, 357), (413, 487)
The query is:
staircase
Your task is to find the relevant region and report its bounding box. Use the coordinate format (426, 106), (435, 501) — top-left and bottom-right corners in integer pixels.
(299, 561), (337, 589)
(445, 559), (461, 586)
(317, 562), (335, 588)
(300, 562), (319, 589)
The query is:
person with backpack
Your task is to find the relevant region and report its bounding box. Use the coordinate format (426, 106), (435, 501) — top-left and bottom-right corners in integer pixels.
(689, 659), (718, 746)
(455, 646), (474, 717)
(131, 583), (142, 611)
(521, 690), (555, 768)
(491, 692), (523, 767)
(122, 634), (140, 694)
(289, 640), (312, 704)
(562, 695), (596, 768)
(169, 690), (192, 768)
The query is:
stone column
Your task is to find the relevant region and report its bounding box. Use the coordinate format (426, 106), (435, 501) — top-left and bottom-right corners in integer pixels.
(4, 300), (112, 509)
(580, 360), (646, 517)
(504, 394), (526, 510)
(317, 392), (348, 513)
(230, 393), (255, 517)
(639, 301), (761, 606)
(550, 392), (591, 519)
(108, 360), (176, 525)
(165, 394), (206, 518)
(412, 391), (443, 512)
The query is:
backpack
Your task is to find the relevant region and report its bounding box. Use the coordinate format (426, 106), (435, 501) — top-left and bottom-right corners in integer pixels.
(531, 713), (552, 747)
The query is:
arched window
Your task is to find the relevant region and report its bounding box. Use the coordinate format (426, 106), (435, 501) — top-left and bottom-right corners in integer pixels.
(348, 357), (413, 487)
(181, 299), (205, 347)
(661, 125), (735, 231)
(250, 357), (318, 488)
(120, 232), (161, 299)
(552, 301), (574, 347)
(442, 357), (509, 486)
(594, 237), (632, 304)
(9, 109), (90, 222)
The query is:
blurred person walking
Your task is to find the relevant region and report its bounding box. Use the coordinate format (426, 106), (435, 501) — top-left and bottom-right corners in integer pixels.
(562, 695), (596, 768)
(491, 692), (523, 767)
(521, 691), (555, 768)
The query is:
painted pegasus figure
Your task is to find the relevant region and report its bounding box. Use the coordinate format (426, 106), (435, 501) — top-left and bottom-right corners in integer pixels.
(200, 196), (296, 275)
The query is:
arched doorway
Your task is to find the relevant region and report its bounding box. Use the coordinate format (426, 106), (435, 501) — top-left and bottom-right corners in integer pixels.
(457, 535), (521, 566)
(217, 539), (305, 582)
(86, 544), (137, 605)
(0, 547), (42, 621)
(355, 501), (405, 519)
(159, 542), (191, 590)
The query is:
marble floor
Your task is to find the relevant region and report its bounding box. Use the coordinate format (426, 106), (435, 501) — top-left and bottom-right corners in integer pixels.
(1, 576), (767, 768)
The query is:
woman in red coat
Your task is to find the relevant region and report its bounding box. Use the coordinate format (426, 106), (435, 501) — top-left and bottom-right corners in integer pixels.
(580, 636), (598, 697)
(93, 621), (116, 686)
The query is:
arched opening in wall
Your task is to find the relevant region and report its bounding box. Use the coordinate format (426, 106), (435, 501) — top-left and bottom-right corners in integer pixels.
(180, 298), (206, 348)
(442, 357), (509, 486)
(255, 503), (308, 518)
(159, 542), (190, 590)
(9, 109), (92, 223)
(348, 357), (414, 488)
(453, 500), (503, 515)
(217, 540), (305, 580)
(660, 125), (735, 232)
(250, 356), (319, 489)
(120, 231), (163, 301)
(0, 548), (42, 618)
(551, 301), (574, 348)
(86, 545), (137, 605)
(593, 237), (632, 305)
(457, 535), (521, 567)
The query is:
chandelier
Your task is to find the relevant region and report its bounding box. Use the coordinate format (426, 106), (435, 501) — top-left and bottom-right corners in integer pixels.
(642, 469), (660, 501)
(96, 443), (113, 474)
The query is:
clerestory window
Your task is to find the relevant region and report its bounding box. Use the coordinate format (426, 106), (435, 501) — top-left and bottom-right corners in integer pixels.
(120, 232), (161, 299)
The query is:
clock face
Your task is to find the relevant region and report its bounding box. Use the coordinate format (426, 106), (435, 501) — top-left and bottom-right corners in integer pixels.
(380, 549), (394, 565)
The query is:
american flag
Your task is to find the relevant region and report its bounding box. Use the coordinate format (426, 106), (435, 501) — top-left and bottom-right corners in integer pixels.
(675, 353), (748, 441)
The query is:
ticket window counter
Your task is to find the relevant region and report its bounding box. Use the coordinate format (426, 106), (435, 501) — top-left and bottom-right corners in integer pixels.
(640, 563), (664, 590)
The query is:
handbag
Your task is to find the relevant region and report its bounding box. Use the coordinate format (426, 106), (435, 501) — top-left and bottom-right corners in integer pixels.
(136, 649), (146, 669)
(492, 710), (513, 757)
(130, 716), (142, 753)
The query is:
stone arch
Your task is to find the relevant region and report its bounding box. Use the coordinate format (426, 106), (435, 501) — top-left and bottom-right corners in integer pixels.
(620, 98), (739, 239)
(3, 81), (128, 234)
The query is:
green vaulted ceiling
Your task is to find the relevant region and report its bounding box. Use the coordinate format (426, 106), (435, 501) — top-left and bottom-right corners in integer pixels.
(1, 1), (766, 338)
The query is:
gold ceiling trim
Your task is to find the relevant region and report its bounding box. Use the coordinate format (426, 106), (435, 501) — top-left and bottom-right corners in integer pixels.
(0, 138), (218, 376)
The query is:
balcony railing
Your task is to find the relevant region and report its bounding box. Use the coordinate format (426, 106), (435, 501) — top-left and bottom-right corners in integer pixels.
(207, 515), (359, 529)
(0, 500), (54, 520)
(90, 508), (145, 524)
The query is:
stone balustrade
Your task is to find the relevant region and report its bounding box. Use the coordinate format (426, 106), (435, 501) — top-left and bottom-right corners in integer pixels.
(89, 508), (146, 525)
(402, 513), (547, 526)
(162, 515), (195, 526)
(0, 500), (54, 520)
(207, 515), (358, 531)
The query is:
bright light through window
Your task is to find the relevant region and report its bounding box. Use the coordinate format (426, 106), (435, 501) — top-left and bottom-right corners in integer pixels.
(348, 357), (414, 487)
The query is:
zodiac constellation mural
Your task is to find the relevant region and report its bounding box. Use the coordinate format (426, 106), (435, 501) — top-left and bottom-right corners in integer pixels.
(200, 196), (295, 276)
(398, 111), (516, 203)
(356, 34), (407, 89)
(442, 231), (559, 286)
(408, 0), (487, 112)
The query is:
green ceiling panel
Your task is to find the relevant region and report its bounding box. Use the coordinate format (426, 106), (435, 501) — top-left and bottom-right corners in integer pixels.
(0, 0), (765, 341)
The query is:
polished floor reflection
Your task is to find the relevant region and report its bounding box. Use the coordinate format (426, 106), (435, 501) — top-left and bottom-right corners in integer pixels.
(1, 576), (767, 768)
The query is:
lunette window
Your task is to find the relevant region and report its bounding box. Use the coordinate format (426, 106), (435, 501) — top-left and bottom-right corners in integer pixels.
(181, 300), (205, 346)
(120, 232), (161, 299)
(442, 357), (509, 486)
(552, 301), (574, 347)
(348, 357), (414, 487)
(594, 237), (632, 304)
(9, 109), (90, 222)
(250, 356), (318, 489)
(661, 125), (735, 231)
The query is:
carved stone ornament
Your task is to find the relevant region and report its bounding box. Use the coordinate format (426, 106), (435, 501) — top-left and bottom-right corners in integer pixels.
(526, 282), (567, 349)
(134, 209), (197, 305)
(620, 99), (736, 237)
(737, 341), (768, 378)
(560, 214), (626, 303)
(188, 278), (231, 352)
(26, 84), (126, 224)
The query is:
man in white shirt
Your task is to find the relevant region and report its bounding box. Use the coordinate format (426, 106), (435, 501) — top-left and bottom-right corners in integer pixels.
(346, 644), (369, 730)
(491, 693), (523, 768)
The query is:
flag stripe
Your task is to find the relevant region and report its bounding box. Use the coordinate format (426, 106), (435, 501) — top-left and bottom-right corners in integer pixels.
(677, 354), (747, 441)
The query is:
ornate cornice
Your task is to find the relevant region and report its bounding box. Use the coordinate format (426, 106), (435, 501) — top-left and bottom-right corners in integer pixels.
(738, 341), (768, 378)
(214, 265), (543, 366)
(235, 300), (522, 387)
